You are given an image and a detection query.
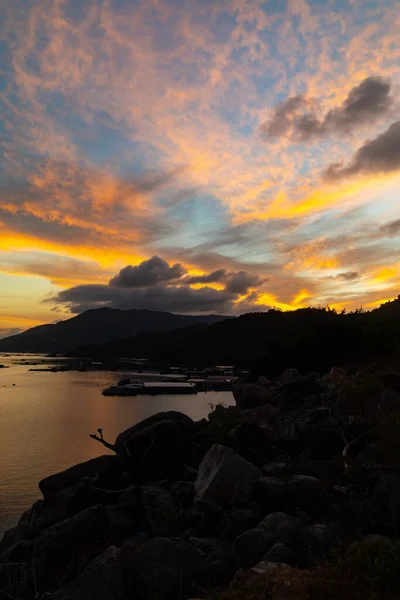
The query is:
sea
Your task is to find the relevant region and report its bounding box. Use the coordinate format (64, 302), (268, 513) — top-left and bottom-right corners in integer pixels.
(0, 354), (234, 536)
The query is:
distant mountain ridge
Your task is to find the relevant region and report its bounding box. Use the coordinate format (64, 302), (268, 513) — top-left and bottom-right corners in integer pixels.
(0, 308), (227, 353)
(68, 296), (400, 376)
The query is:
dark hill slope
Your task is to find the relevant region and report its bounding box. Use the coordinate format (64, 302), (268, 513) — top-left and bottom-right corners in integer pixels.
(0, 308), (227, 354)
(69, 297), (400, 376)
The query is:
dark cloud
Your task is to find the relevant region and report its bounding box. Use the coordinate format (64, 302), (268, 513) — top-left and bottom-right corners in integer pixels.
(323, 120), (400, 181)
(225, 271), (263, 294)
(262, 77), (393, 141)
(52, 284), (236, 314)
(109, 256), (186, 287)
(378, 219), (400, 237)
(324, 76), (392, 131)
(336, 271), (360, 281)
(261, 95), (306, 137)
(182, 269), (227, 285)
(50, 256), (270, 314)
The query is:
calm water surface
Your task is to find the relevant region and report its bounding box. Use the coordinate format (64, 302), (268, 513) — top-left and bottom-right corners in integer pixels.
(0, 356), (233, 535)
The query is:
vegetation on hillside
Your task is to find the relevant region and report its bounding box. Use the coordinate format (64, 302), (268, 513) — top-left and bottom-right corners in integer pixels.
(70, 296), (400, 377)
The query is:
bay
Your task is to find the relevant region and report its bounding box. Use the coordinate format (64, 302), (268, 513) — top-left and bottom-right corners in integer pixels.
(0, 355), (233, 535)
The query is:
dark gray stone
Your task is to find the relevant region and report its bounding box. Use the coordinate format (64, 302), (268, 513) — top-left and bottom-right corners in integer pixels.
(194, 444), (261, 509)
(117, 485), (141, 509)
(39, 455), (120, 499)
(141, 484), (176, 535)
(35, 504), (109, 556)
(50, 545), (125, 600)
(171, 481), (195, 507)
(258, 512), (302, 539)
(121, 537), (205, 599)
(303, 523), (338, 551)
(263, 542), (293, 564)
(253, 476), (285, 511)
(232, 528), (276, 569)
(188, 537), (219, 554)
(287, 475), (322, 510)
(224, 509), (262, 540)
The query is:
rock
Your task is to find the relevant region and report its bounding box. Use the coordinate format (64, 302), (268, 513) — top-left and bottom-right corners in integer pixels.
(39, 455), (120, 499)
(194, 444), (262, 510)
(268, 415), (298, 443)
(232, 528), (276, 569)
(224, 509), (262, 540)
(35, 504), (109, 558)
(278, 378), (324, 400)
(49, 545), (125, 600)
(348, 534), (394, 554)
(261, 461), (290, 477)
(31, 505), (110, 592)
(189, 537), (220, 554)
(204, 557), (236, 586)
(258, 512), (302, 539)
(297, 408), (344, 460)
(229, 423), (270, 465)
(115, 412), (194, 480)
(232, 381), (272, 410)
(0, 562), (31, 600)
(251, 560), (287, 576)
(252, 476), (285, 512)
(0, 525), (27, 555)
(181, 466), (199, 481)
(0, 539), (33, 563)
(121, 537), (205, 599)
(263, 541), (293, 564)
(141, 484), (176, 535)
(117, 485), (141, 509)
(244, 403), (282, 427)
(107, 506), (145, 543)
(171, 481), (195, 507)
(303, 523), (337, 551)
(278, 368), (300, 383)
(287, 475), (322, 510)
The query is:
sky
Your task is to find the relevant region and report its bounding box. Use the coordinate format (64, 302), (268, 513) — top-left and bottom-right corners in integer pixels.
(0, 0), (400, 337)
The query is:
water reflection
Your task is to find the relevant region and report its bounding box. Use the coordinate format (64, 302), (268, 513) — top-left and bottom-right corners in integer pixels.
(0, 356), (233, 534)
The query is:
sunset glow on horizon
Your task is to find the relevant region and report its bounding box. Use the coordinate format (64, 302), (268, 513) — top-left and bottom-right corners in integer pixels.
(1, 0), (400, 337)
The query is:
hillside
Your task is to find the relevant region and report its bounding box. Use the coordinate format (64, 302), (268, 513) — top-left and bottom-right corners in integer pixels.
(0, 308), (227, 354)
(69, 296), (400, 376)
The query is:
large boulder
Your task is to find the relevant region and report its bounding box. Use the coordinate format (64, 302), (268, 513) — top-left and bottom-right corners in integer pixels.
(277, 377), (324, 400)
(232, 528), (276, 569)
(34, 504), (110, 591)
(115, 412), (194, 480)
(258, 512), (302, 540)
(49, 545), (125, 600)
(263, 541), (293, 564)
(287, 475), (323, 511)
(297, 407), (344, 460)
(39, 455), (121, 499)
(35, 504), (109, 554)
(194, 444), (262, 510)
(0, 500), (56, 556)
(224, 509), (262, 540)
(141, 484), (176, 536)
(232, 381), (281, 411)
(121, 537), (205, 599)
(252, 477), (286, 513)
(229, 423), (271, 465)
(39, 455), (122, 519)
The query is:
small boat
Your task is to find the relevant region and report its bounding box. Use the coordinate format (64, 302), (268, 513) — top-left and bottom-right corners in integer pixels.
(102, 381), (198, 396)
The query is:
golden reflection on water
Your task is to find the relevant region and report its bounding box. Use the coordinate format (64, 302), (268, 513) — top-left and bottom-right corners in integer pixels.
(0, 357), (233, 534)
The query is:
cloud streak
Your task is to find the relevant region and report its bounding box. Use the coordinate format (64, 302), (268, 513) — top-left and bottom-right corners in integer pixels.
(262, 76), (394, 141)
(324, 121), (400, 180)
(1, 0), (400, 327)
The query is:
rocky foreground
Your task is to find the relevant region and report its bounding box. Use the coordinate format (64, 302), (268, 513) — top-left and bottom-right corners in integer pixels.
(2, 366), (400, 599)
